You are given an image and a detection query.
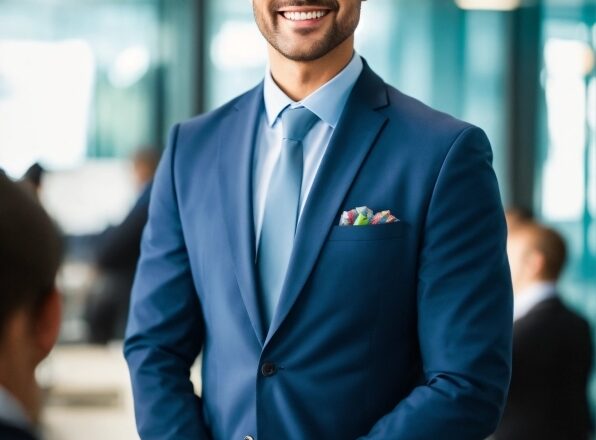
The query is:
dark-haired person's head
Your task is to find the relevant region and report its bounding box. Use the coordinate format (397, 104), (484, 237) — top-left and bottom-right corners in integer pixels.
(19, 163), (46, 201)
(21, 163), (45, 190)
(0, 172), (63, 430)
(507, 221), (567, 294)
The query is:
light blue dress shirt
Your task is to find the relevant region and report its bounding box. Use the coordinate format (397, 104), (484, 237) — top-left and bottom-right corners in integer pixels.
(253, 53), (363, 248)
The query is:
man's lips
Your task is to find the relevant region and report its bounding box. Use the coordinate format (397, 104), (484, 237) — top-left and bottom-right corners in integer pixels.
(277, 7), (332, 22)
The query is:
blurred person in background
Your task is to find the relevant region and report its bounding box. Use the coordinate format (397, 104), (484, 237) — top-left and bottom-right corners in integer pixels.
(85, 147), (161, 344)
(495, 221), (593, 440)
(125, 0), (512, 438)
(505, 206), (533, 231)
(0, 172), (63, 440)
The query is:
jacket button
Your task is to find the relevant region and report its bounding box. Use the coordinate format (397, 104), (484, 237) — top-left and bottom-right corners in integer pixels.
(261, 362), (277, 377)
(244, 436), (254, 440)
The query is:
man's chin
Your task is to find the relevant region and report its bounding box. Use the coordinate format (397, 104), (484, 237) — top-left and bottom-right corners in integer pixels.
(275, 47), (327, 62)
(273, 37), (333, 62)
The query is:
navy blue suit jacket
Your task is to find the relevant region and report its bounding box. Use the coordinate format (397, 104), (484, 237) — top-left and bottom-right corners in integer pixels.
(124, 61), (513, 440)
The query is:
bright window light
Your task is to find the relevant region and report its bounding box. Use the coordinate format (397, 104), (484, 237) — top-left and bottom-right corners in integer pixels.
(455, 0), (522, 11)
(0, 39), (95, 178)
(210, 21), (266, 70)
(108, 45), (151, 89)
(542, 38), (591, 221)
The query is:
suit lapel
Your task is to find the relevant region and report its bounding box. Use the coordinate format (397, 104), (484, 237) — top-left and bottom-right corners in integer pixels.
(218, 83), (266, 346)
(265, 63), (390, 345)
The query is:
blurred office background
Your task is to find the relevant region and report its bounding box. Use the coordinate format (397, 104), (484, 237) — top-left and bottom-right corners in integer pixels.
(0, 0), (594, 438)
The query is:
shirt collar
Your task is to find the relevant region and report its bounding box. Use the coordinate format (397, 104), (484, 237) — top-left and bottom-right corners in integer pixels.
(0, 385), (32, 431)
(513, 281), (557, 321)
(263, 53), (363, 129)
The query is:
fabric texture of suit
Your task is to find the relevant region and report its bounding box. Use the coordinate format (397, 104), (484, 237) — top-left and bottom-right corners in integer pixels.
(494, 296), (593, 440)
(0, 422), (37, 440)
(124, 60), (513, 440)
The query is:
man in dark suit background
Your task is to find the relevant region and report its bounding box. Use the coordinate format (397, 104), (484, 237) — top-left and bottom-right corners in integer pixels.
(0, 172), (63, 440)
(495, 221), (593, 439)
(85, 148), (160, 343)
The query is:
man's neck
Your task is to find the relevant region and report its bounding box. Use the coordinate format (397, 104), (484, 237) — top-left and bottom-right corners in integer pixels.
(268, 36), (355, 101)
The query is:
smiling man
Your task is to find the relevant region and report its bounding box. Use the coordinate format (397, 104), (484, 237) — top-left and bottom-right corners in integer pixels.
(124, 1), (513, 439)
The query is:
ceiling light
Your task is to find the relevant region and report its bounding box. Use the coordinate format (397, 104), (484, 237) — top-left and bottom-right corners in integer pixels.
(455, 0), (522, 11)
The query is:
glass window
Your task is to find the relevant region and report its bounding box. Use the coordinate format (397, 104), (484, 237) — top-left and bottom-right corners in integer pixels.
(0, 39), (95, 176)
(538, 6), (596, 416)
(0, 0), (164, 176)
(0, 0), (198, 234)
(205, 1), (266, 108)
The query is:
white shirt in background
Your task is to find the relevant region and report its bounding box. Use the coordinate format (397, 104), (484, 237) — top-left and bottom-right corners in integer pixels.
(513, 281), (557, 322)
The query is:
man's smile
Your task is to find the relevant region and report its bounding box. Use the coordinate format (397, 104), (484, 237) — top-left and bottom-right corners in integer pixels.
(277, 6), (333, 25)
(280, 10), (330, 21)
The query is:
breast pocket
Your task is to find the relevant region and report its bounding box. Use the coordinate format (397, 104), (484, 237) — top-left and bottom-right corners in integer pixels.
(327, 221), (405, 242)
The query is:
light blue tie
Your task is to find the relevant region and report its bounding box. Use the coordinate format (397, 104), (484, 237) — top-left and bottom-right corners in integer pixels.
(257, 106), (319, 329)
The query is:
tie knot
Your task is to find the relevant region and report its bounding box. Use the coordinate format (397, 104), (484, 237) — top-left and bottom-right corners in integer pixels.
(281, 107), (319, 142)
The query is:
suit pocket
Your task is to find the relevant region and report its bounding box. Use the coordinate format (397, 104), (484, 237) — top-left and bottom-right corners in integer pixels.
(327, 221), (405, 241)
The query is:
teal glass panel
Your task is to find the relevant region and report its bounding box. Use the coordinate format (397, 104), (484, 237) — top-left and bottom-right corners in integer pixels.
(0, 0), (198, 178)
(204, 1), (266, 108)
(538, 2), (596, 419)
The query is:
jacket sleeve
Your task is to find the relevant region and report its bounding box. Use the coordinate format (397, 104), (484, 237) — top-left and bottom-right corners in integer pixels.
(360, 126), (513, 439)
(124, 124), (211, 439)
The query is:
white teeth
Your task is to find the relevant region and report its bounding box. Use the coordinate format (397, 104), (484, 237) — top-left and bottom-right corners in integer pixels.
(282, 10), (328, 21)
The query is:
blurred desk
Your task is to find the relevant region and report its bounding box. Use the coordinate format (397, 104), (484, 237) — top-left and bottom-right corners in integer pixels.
(40, 344), (138, 440)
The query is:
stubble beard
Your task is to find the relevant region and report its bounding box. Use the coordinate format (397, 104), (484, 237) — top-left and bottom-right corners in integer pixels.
(253, 3), (360, 62)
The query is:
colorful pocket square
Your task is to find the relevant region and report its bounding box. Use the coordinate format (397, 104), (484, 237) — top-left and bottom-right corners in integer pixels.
(340, 206), (398, 226)
(371, 210), (398, 224)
